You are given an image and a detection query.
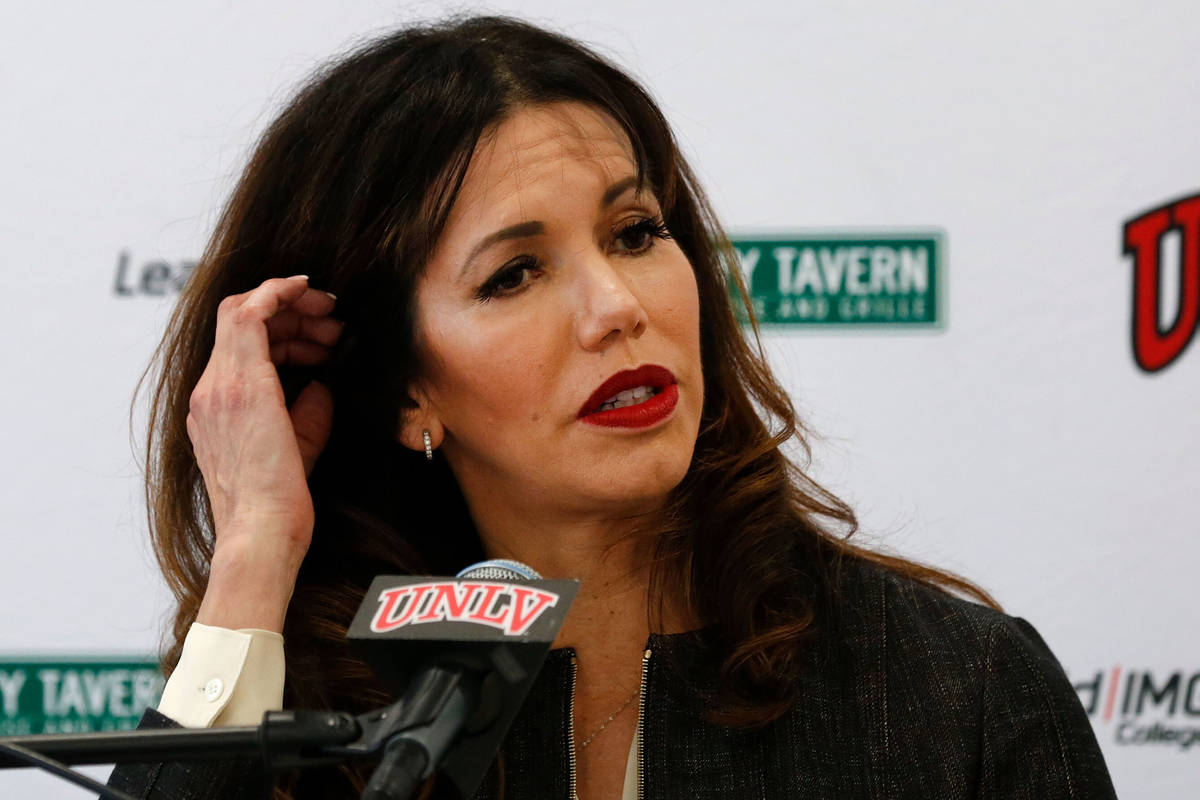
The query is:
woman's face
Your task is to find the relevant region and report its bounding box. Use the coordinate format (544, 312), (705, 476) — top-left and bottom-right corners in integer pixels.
(409, 102), (703, 527)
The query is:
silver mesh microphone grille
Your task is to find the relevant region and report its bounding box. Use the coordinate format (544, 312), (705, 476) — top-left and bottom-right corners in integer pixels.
(455, 559), (542, 581)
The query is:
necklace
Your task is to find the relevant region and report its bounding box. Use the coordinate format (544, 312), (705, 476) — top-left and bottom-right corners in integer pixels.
(577, 685), (640, 749)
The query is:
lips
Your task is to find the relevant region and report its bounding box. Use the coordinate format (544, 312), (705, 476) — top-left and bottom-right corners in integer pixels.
(578, 364), (679, 428)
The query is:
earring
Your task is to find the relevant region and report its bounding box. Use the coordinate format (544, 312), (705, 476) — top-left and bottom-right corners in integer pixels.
(423, 429), (433, 462)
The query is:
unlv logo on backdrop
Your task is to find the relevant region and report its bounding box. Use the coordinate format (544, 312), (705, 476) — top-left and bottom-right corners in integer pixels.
(370, 581), (559, 637)
(1123, 192), (1200, 372)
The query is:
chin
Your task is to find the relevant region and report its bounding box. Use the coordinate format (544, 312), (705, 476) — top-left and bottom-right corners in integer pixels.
(579, 453), (692, 512)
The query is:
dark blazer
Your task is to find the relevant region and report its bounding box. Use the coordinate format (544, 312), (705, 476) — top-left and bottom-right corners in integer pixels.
(109, 558), (1117, 798)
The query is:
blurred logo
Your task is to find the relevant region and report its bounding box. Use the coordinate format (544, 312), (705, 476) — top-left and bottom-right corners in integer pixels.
(1123, 192), (1200, 372)
(0, 659), (162, 735)
(112, 250), (196, 297)
(1072, 665), (1200, 751)
(728, 233), (943, 327)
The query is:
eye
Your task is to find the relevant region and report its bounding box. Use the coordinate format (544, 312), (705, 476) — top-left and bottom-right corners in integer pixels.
(613, 216), (672, 255)
(475, 256), (542, 302)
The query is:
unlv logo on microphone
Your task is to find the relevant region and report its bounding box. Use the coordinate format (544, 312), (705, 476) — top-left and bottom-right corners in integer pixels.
(370, 581), (559, 637)
(1123, 192), (1200, 372)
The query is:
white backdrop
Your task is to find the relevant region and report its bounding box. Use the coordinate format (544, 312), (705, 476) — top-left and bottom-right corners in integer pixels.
(2, 1), (1197, 797)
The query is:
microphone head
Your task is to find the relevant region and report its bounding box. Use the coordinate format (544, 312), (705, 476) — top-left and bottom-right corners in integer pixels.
(455, 559), (541, 581)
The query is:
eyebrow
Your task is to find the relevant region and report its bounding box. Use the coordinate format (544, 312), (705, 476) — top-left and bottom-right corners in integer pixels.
(600, 175), (640, 207)
(460, 175), (642, 278)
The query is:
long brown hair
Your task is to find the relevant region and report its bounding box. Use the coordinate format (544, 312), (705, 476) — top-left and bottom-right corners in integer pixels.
(144, 15), (996, 797)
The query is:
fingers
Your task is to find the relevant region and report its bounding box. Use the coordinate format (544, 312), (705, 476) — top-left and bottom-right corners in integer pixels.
(265, 312), (343, 347)
(290, 381), (335, 477)
(214, 277), (337, 365)
(269, 339), (335, 366)
(235, 276), (319, 323)
(267, 285), (337, 317)
(264, 306), (343, 367)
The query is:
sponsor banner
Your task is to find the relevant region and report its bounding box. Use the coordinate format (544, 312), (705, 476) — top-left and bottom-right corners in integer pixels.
(729, 233), (943, 327)
(0, 659), (162, 735)
(1072, 666), (1200, 752)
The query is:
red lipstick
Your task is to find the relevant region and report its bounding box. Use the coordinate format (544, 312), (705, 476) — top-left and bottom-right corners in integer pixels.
(578, 364), (678, 429)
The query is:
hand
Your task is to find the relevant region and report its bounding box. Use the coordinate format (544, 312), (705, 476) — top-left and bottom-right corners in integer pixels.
(188, 275), (342, 631)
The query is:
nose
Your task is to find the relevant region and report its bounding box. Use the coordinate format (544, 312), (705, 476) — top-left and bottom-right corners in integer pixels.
(573, 253), (648, 351)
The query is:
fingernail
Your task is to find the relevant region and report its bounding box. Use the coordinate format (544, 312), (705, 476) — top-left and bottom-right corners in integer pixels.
(325, 291), (338, 301)
(287, 274), (309, 281)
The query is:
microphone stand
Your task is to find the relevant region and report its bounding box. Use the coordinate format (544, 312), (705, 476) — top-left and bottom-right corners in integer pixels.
(2, 565), (575, 800)
(0, 666), (478, 800)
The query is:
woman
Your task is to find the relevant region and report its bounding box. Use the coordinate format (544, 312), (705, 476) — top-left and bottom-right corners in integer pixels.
(112, 15), (1116, 800)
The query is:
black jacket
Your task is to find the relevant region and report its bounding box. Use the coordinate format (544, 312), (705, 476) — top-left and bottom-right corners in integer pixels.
(109, 559), (1117, 798)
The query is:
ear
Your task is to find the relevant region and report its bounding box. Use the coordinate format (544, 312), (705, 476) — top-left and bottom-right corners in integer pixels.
(397, 383), (444, 455)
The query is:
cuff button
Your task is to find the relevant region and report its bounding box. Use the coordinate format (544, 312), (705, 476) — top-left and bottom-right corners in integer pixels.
(203, 677), (224, 701)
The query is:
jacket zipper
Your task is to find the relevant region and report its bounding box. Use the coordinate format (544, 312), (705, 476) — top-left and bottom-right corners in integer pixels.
(637, 648), (652, 800)
(568, 654), (579, 800)
(568, 647), (653, 800)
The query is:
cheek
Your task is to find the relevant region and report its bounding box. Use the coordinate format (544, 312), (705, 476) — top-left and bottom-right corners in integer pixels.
(642, 255), (701, 343)
(423, 315), (557, 433)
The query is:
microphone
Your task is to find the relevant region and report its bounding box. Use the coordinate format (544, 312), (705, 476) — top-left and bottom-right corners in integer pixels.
(456, 559), (540, 581)
(350, 560), (577, 800)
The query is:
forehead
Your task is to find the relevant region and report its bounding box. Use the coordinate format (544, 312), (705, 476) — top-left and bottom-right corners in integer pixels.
(449, 103), (638, 225)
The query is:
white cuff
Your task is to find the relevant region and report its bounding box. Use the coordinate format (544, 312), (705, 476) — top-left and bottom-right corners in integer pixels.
(157, 622), (285, 728)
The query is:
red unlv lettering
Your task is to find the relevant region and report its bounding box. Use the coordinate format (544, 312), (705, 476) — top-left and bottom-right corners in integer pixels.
(371, 584), (435, 632)
(370, 581), (558, 636)
(1123, 192), (1200, 372)
(416, 583), (478, 623)
(507, 586), (558, 635)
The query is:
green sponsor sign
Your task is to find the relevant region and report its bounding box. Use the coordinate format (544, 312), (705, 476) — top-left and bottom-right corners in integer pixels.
(0, 659), (163, 735)
(729, 233), (943, 326)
